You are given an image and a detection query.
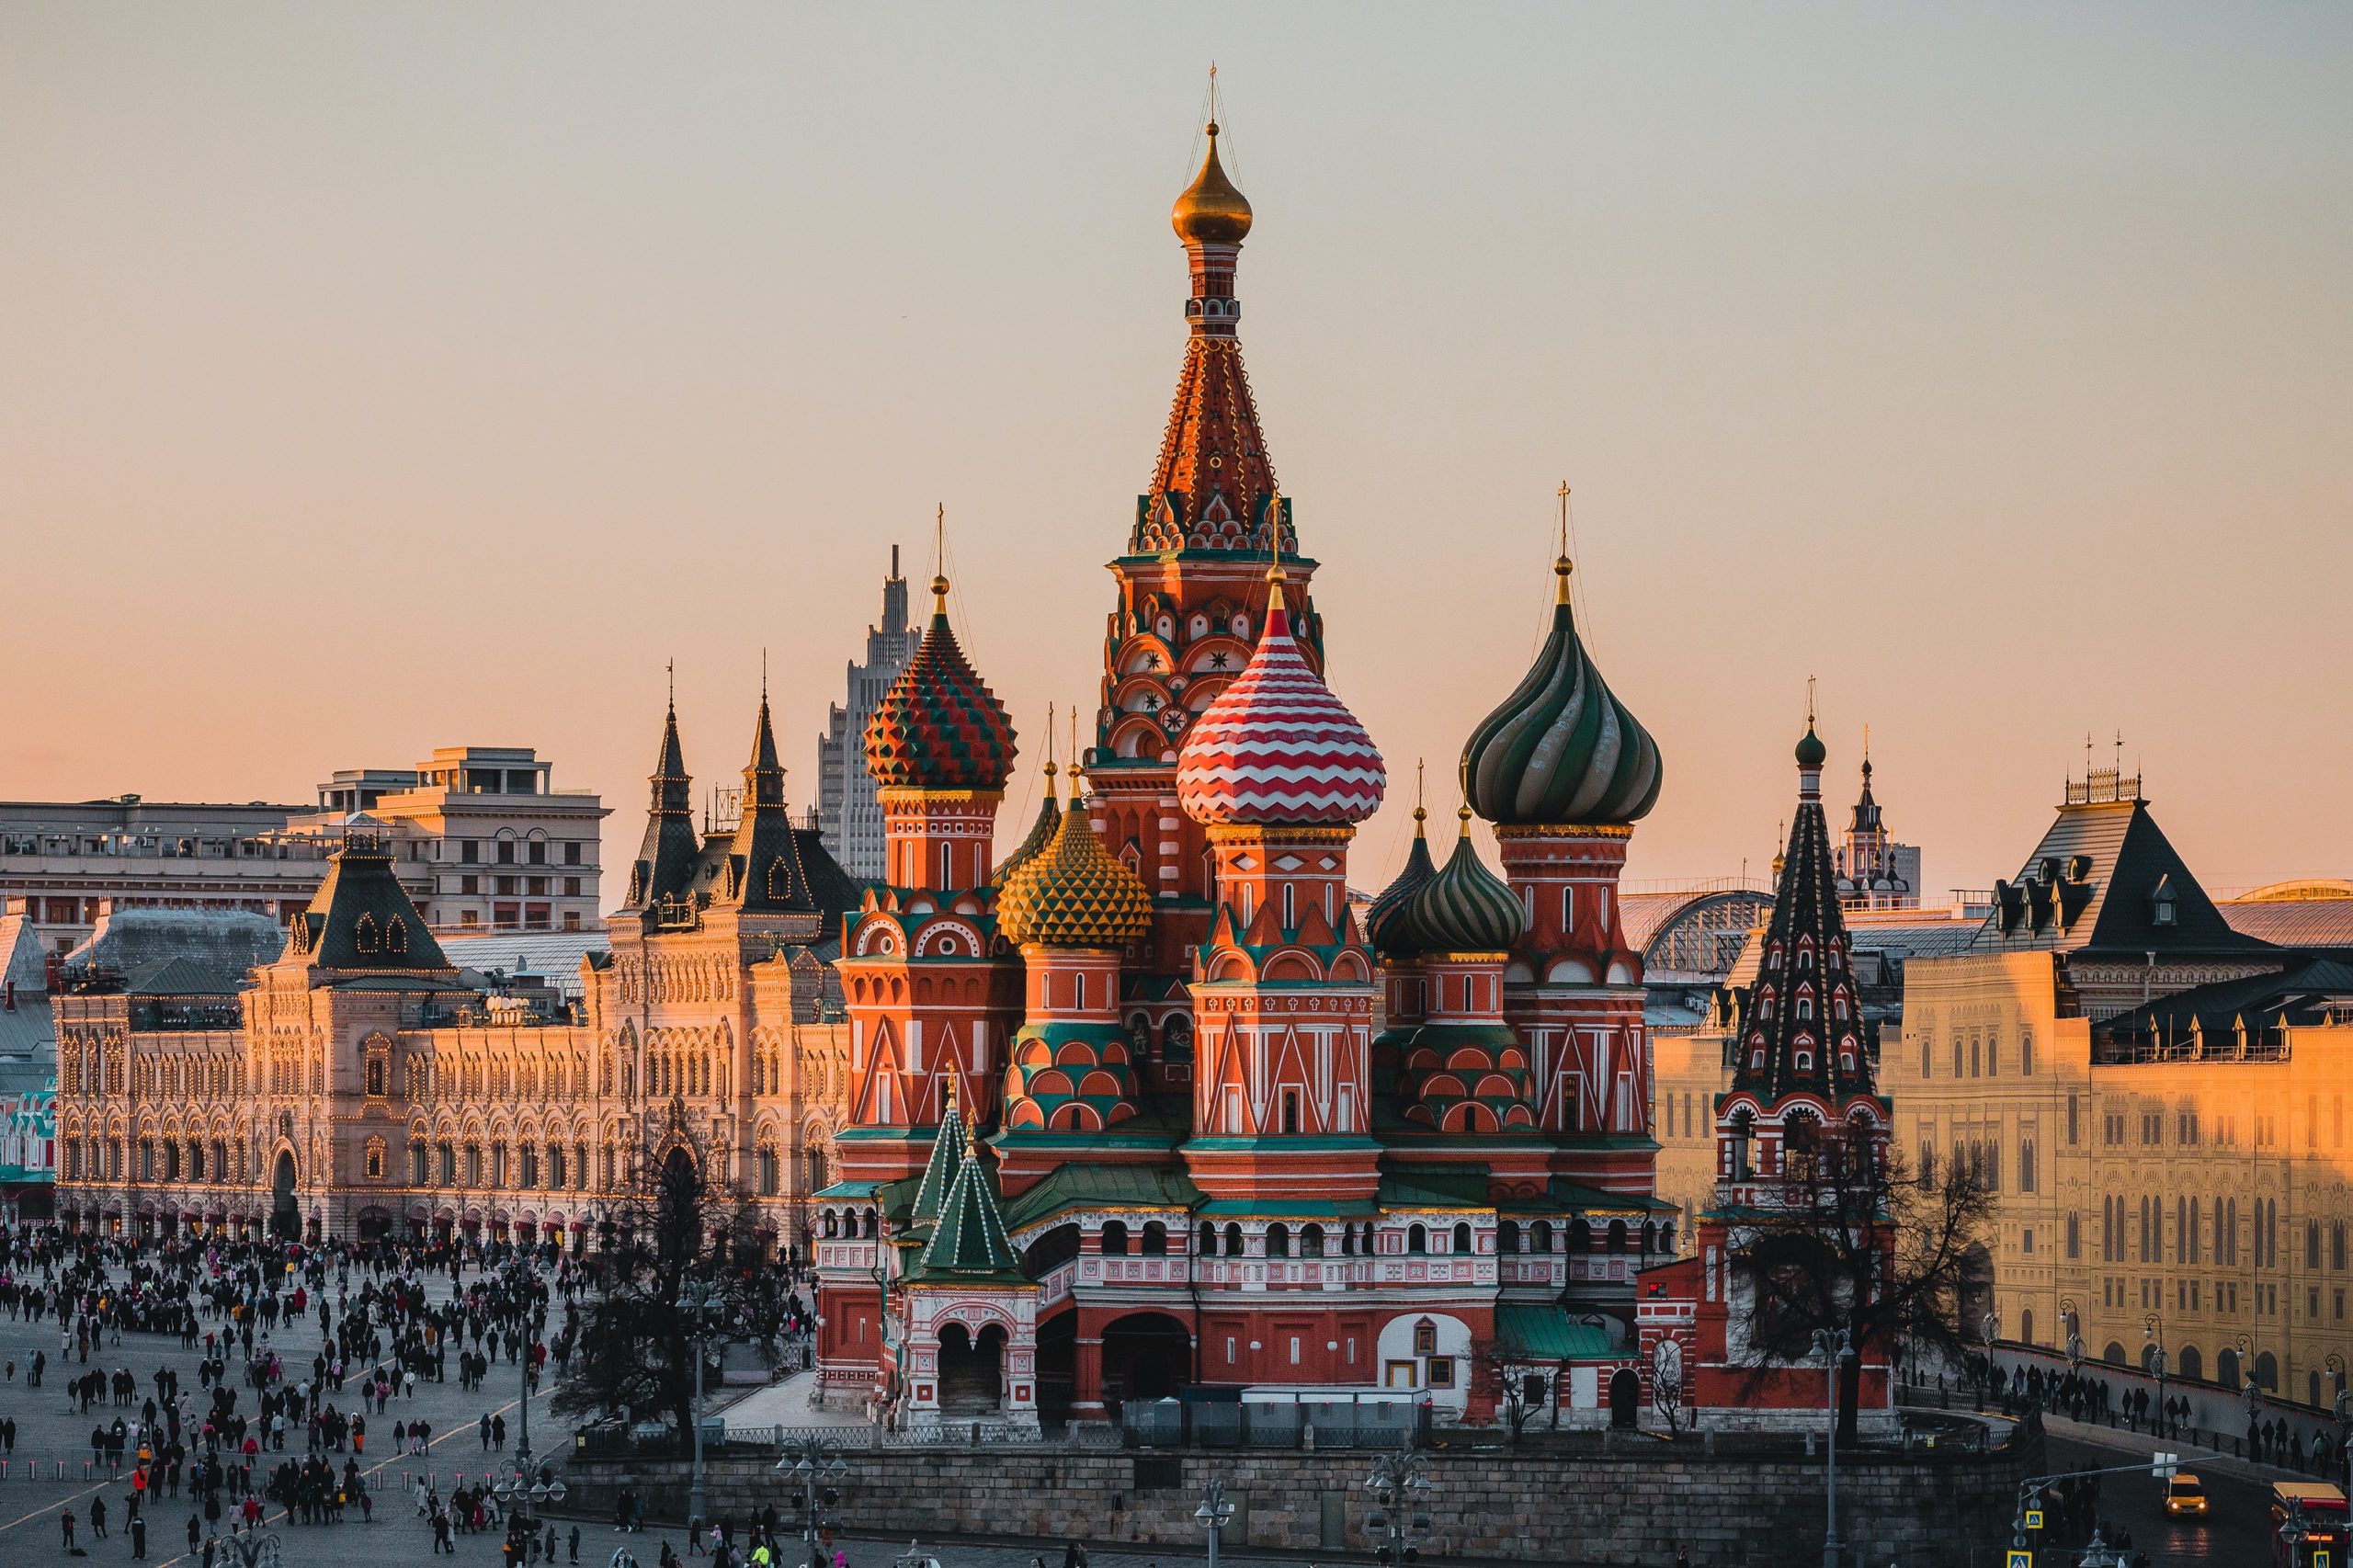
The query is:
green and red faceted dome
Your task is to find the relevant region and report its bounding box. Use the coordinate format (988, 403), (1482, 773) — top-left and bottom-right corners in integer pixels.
(1176, 568), (1386, 826)
(864, 575), (1018, 791)
(1461, 556), (1662, 828)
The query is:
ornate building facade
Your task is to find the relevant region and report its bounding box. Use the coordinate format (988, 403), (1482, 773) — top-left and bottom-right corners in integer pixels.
(808, 124), (1689, 1436)
(52, 696), (859, 1251)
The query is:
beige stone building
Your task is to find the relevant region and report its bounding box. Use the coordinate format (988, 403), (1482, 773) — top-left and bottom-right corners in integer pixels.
(53, 700), (855, 1254)
(1, 744), (606, 956)
(1881, 774), (2353, 1406)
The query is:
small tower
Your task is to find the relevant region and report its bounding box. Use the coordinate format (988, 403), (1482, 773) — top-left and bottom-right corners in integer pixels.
(1460, 519), (1662, 1191)
(619, 687), (702, 924)
(864, 568), (1018, 892)
(1176, 565), (1385, 1203)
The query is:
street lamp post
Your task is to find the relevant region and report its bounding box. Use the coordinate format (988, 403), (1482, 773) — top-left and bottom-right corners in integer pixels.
(680, 1279), (725, 1540)
(1362, 1448), (1431, 1567)
(773, 1437), (847, 1568)
(1811, 1326), (1853, 1568)
(2143, 1314), (2167, 1437)
(492, 1250), (566, 1529)
(1195, 1479), (1236, 1568)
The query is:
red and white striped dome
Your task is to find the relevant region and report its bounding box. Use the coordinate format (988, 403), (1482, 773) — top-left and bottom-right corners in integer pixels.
(1176, 570), (1386, 826)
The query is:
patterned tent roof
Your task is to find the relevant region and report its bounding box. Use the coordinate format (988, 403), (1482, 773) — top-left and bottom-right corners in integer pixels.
(1176, 569), (1384, 827)
(907, 1078), (970, 1231)
(906, 1142), (1023, 1284)
(1462, 557), (1662, 828)
(1732, 727), (1871, 1103)
(865, 578), (1017, 791)
(995, 781), (1153, 950)
(994, 762), (1062, 891)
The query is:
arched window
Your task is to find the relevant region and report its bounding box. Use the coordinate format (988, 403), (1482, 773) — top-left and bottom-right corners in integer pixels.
(1406, 1223), (1427, 1255)
(1498, 1219), (1522, 1254)
(1452, 1221), (1473, 1255)
(1198, 1221), (1218, 1256)
(1223, 1222), (1243, 1257)
(1265, 1222), (1290, 1258)
(1300, 1223), (1325, 1258)
(1101, 1220), (1130, 1256)
(1531, 1220), (1554, 1254)
(1605, 1219), (1628, 1254)
(1141, 1221), (1168, 1256)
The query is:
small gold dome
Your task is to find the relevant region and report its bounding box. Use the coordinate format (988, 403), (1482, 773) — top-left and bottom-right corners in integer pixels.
(1172, 123), (1253, 245)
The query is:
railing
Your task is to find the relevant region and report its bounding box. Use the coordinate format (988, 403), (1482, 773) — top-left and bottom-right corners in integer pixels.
(1123, 1398), (1430, 1450)
(128, 1004), (242, 1032)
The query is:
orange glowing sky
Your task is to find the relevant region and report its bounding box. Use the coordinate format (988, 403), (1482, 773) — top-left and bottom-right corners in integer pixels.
(4, 6), (2348, 901)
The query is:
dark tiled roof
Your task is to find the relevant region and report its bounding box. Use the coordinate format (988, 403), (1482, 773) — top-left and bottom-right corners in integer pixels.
(123, 957), (238, 996)
(1975, 799), (2271, 960)
(286, 836), (450, 972)
(622, 703), (701, 915)
(2096, 954), (2353, 1039)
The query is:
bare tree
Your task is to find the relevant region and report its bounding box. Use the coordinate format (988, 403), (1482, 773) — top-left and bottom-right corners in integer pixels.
(1478, 1342), (1552, 1441)
(1737, 1117), (1996, 1440)
(552, 1099), (790, 1445)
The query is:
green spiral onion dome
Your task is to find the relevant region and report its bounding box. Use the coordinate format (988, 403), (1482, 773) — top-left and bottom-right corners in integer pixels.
(1461, 557), (1662, 827)
(1365, 807), (1438, 959)
(1400, 808), (1529, 954)
(995, 776), (1154, 949)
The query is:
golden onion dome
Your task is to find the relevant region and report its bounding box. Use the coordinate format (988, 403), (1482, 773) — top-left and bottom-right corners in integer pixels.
(1172, 123), (1253, 246)
(996, 774), (1153, 950)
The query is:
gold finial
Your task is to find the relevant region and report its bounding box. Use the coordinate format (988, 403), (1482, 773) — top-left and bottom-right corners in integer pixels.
(1068, 706), (1082, 792)
(1806, 674), (1817, 729)
(1554, 483), (1574, 605)
(665, 657), (676, 711)
(930, 504), (949, 613)
(1457, 802), (1474, 837)
(1266, 562), (1287, 618)
(1173, 72), (1253, 246)
(1414, 758), (1427, 827)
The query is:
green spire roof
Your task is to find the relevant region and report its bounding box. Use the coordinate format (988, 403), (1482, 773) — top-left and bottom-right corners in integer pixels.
(908, 1078), (969, 1229)
(909, 1149), (1022, 1282)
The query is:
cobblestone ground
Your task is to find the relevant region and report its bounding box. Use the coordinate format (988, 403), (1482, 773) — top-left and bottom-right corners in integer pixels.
(0, 1301), (1299, 1568)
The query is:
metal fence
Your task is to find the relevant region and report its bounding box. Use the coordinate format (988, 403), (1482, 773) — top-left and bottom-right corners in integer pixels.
(1122, 1398), (1430, 1450)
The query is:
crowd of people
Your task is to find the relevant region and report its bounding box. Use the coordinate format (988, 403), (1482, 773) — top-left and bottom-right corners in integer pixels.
(1, 1222), (588, 1560)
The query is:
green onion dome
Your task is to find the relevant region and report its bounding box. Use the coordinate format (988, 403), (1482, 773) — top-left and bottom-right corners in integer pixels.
(865, 575), (1017, 790)
(995, 774), (1154, 949)
(1365, 807), (1438, 959)
(1461, 556), (1662, 827)
(1400, 809), (1529, 954)
(995, 757), (1062, 888)
(1795, 723), (1827, 767)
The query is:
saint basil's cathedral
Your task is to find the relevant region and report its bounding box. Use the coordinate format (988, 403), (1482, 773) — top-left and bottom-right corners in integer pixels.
(807, 124), (1893, 1434)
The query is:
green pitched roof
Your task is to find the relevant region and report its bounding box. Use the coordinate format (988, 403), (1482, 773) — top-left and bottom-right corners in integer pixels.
(1495, 1303), (1618, 1362)
(1000, 1163), (1202, 1234)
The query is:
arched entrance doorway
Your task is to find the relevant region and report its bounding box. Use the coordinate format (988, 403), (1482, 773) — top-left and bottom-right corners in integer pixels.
(355, 1207), (393, 1242)
(937, 1321), (1005, 1415)
(1034, 1312), (1076, 1425)
(1101, 1312), (1192, 1418)
(1608, 1368), (1640, 1428)
(269, 1152), (300, 1241)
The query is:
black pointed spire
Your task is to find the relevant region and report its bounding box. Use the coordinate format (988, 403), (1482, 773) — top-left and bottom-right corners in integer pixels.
(625, 679), (702, 915)
(1732, 724), (1871, 1103)
(716, 686), (862, 925)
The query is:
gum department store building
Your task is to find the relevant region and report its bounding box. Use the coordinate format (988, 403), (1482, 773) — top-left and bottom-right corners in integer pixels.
(53, 126), (1881, 1433)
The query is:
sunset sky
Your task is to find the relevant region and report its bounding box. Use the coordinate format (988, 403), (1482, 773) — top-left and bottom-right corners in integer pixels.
(4, 5), (2347, 902)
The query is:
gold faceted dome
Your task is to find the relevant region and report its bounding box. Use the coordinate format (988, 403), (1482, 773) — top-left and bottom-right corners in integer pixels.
(1172, 123), (1253, 245)
(997, 782), (1153, 950)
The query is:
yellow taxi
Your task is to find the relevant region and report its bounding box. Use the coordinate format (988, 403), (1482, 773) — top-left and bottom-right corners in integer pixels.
(2165, 1472), (2209, 1517)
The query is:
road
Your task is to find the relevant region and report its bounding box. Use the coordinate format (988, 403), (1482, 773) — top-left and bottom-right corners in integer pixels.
(2044, 1432), (2277, 1565)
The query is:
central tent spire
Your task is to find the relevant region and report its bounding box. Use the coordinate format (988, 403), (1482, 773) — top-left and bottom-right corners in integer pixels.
(1138, 95), (1287, 556)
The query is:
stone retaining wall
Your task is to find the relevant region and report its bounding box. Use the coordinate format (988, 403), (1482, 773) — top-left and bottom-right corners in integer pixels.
(566, 1429), (2036, 1568)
